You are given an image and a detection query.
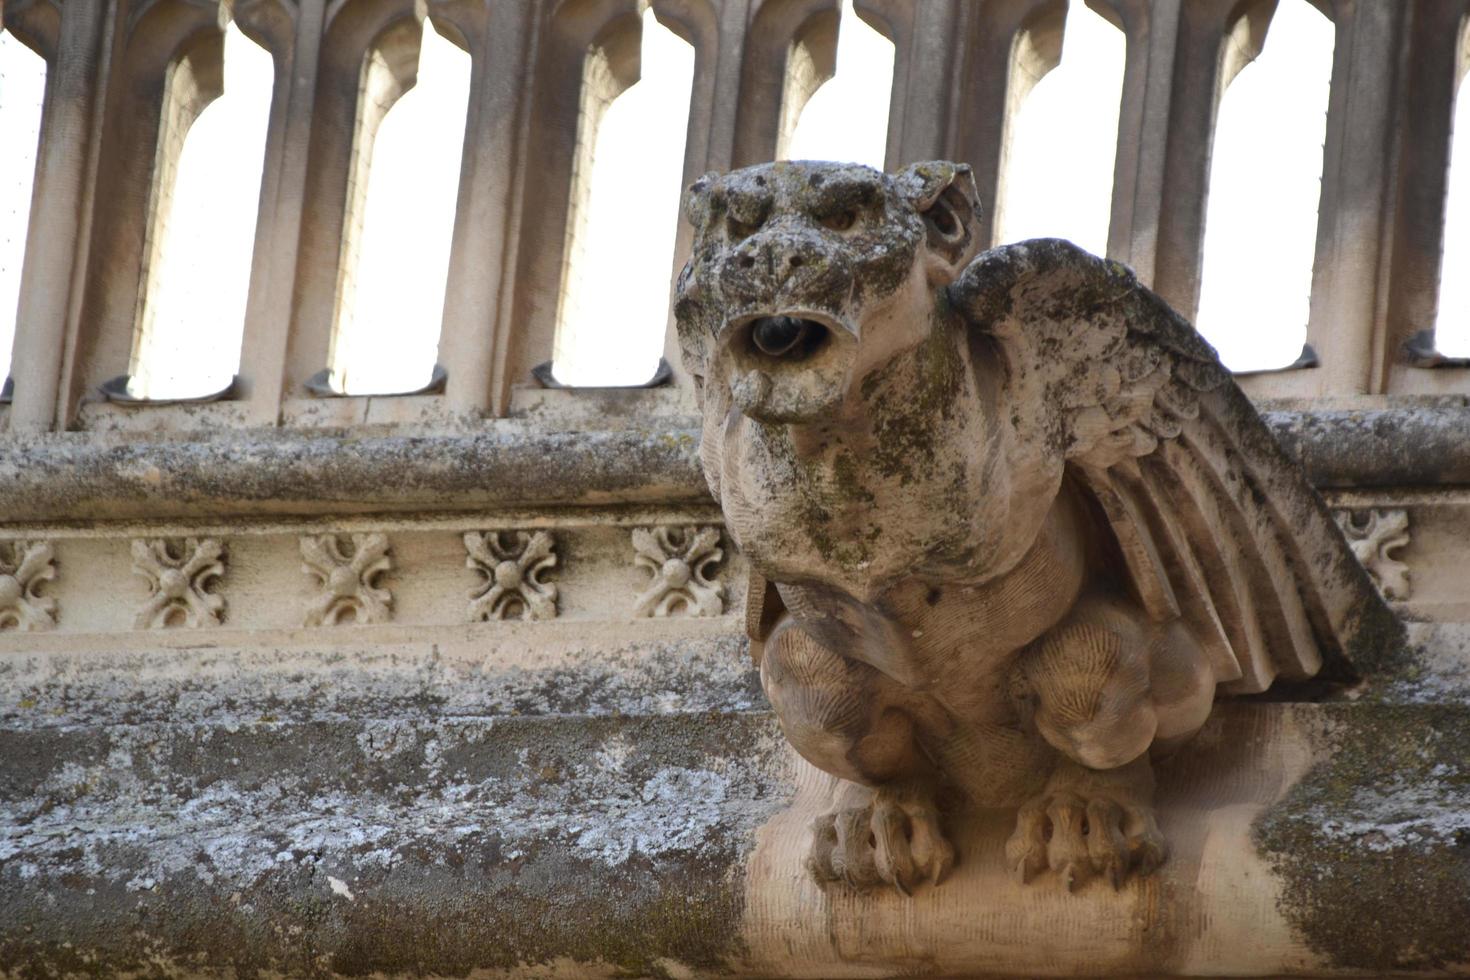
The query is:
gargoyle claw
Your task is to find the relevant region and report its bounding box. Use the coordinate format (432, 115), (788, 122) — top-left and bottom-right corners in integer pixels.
(807, 788), (954, 895)
(1004, 776), (1166, 890)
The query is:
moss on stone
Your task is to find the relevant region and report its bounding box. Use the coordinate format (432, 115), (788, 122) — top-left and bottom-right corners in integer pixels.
(1254, 703), (1470, 972)
(325, 853), (747, 977)
(862, 312), (965, 488)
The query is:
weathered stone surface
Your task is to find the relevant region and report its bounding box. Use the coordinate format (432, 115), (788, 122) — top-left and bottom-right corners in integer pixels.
(0, 630), (763, 730)
(5, 668), (1470, 976)
(1264, 405), (1470, 489)
(0, 712), (793, 978)
(1256, 699), (1470, 973)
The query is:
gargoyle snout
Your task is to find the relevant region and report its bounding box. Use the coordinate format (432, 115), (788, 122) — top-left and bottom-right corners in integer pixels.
(732, 240), (818, 277)
(720, 224), (852, 309)
(706, 222), (860, 424)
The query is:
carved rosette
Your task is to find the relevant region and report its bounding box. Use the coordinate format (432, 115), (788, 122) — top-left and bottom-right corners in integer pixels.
(0, 540), (57, 631)
(131, 537), (226, 628)
(1335, 508), (1411, 600)
(631, 526), (725, 618)
(465, 530), (558, 621)
(300, 533), (393, 626)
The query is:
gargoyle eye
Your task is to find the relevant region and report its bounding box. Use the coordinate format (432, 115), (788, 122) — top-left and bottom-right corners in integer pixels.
(727, 216), (762, 241)
(921, 187), (971, 247)
(821, 209), (857, 233)
(928, 204), (958, 237)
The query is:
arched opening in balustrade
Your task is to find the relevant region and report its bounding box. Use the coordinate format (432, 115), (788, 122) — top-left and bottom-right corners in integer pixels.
(1433, 18), (1470, 359)
(549, 5), (695, 387)
(778, 0), (892, 169)
(123, 21), (273, 402)
(126, 20), (274, 402)
(995, 0), (1125, 256)
(325, 16), (470, 396)
(1195, 0), (1333, 373)
(0, 28), (47, 398)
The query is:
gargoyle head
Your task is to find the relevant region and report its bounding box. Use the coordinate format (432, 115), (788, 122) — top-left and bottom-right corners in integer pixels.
(674, 160), (981, 424)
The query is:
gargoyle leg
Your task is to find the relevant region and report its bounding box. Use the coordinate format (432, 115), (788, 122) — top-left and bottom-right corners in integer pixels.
(1006, 593), (1205, 886)
(1015, 593), (1215, 770)
(760, 619), (954, 893)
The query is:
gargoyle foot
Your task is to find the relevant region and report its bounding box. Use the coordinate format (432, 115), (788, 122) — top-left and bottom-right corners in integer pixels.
(1005, 757), (1165, 890)
(807, 783), (954, 895)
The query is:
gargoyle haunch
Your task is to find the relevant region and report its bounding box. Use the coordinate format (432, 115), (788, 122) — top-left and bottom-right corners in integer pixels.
(673, 160), (1399, 893)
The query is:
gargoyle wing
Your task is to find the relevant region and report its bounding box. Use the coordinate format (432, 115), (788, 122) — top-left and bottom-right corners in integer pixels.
(950, 238), (1399, 692)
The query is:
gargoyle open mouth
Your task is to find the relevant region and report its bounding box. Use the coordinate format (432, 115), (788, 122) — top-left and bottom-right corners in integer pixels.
(717, 311), (855, 423)
(747, 315), (829, 361)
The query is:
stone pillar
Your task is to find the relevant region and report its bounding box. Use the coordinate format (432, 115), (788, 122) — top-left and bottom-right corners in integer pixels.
(7, 0), (111, 432)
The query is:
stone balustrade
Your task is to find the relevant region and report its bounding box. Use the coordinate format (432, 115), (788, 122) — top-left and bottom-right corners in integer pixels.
(1, 0), (1469, 430)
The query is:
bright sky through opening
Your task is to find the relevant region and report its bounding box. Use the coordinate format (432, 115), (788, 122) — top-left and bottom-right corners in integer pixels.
(997, 1), (1125, 256)
(6, 1), (1470, 394)
(782, 0), (893, 169)
(331, 20), (471, 395)
(551, 7), (696, 387)
(130, 22), (274, 400)
(1436, 72), (1470, 358)
(0, 30), (47, 389)
(1195, 0), (1333, 373)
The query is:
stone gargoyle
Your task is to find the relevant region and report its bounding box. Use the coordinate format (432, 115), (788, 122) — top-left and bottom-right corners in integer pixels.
(673, 160), (1399, 894)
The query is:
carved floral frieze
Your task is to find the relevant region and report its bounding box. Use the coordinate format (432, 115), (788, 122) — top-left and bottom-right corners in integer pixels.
(300, 533), (393, 626)
(465, 530), (559, 621)
(0, 540), (57, 631)
(1335, 508), (1412, 600)
(131, 537), (226, 628)
(631, 526), (725, 618)
(0, 524), (746, 631)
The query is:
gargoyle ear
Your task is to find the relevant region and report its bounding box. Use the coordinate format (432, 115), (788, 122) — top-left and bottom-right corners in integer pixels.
(683, 171), (723, 231)
(895, 161), (981, 267)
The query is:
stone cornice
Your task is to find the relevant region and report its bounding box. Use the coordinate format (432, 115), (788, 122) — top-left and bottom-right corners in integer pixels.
(0, 424), (709, 522)
(1262, 405), (1470, 489)
(0, 406), (1467, 523)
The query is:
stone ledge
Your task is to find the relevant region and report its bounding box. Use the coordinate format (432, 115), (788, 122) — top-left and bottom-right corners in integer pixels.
(1263, 404), (1470, 488)
(3, 407), (1470, 523)
(0, 425), (708, 522)
(0, 625), (763, 729)
(0, 711), (791, 979)
(2, 698), (1468, 977)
